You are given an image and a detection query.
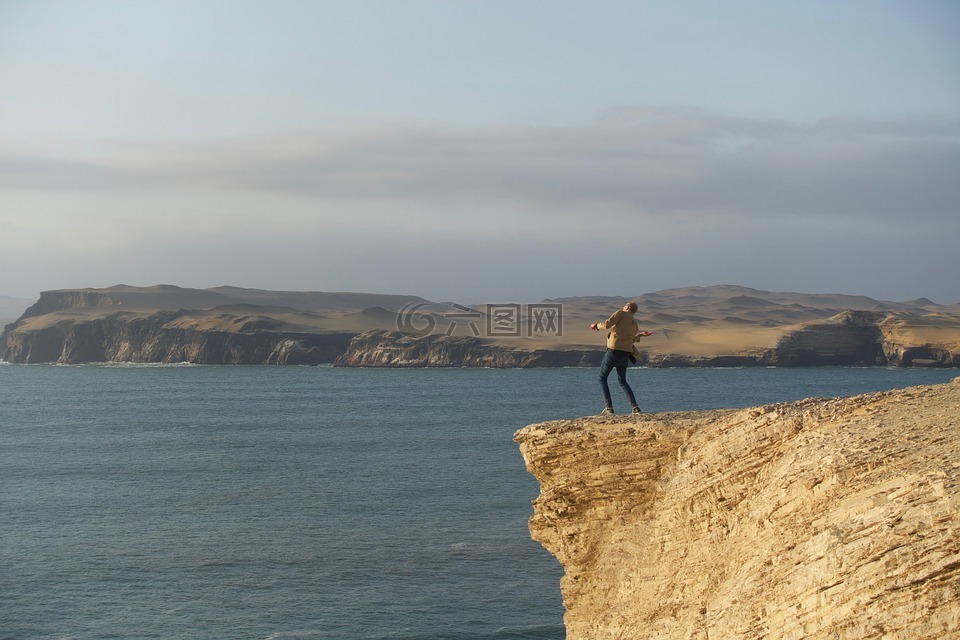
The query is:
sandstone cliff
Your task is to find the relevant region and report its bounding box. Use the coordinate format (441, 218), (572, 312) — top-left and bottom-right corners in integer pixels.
(3, 285), (959, 366)
(773, 311), (960, 367)
(334, 330), (603, 367)
(2, 310), (352, 364)
(516, 379), (960, 639)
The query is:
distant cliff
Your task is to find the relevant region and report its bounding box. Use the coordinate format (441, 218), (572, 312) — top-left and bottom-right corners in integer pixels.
(515, 379), (960, 639)
(334, 330), (602, 367)
(773, 310), (959, 367)
(3, 285), (959, 366)
(332, 312), (960, 368)
(2, 310), (352, 365)
(643, 311), (959, 368)
(5, 315), (959, 367)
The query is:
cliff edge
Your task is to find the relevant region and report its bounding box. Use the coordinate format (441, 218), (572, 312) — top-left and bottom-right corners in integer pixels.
(515, 379), (960, 639)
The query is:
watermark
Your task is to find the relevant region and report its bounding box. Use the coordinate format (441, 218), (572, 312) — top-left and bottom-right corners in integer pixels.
(395, 302), (563, 338)
(394, 302), (437, 338)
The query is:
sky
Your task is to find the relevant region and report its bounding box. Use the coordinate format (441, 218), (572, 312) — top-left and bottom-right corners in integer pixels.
(1, 0), (958, 304)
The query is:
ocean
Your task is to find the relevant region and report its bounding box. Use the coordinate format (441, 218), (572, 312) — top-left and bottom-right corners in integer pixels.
(2, 364), (957, 640)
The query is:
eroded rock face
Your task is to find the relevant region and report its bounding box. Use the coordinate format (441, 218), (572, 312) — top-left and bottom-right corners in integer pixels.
(1, 312), (353, 364)
(516, 379), (960, 639)
(773, 310), (889, 365)
(334, 330), (603, 368)
(4, 288), (959, 367)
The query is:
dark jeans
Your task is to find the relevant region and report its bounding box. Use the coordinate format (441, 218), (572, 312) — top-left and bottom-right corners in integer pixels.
(598, 349), (638, 410)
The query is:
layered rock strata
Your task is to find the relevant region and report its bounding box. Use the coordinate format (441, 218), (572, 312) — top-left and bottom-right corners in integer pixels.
(1, 311), (352, 365)
(333, 330), (603, 368)
(3, 286), (959, 366)
(515, 378), (960, 639)
(773, 311), (959, 367)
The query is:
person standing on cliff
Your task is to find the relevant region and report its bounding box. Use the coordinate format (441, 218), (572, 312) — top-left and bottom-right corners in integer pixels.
(590, 302), (652, 414)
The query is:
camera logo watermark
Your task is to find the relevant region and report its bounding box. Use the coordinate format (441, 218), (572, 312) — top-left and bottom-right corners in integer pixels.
(395, 302), (563, 338)
(394, 302), (438, 338)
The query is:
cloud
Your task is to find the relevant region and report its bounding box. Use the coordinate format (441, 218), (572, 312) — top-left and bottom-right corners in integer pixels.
(2, 108), (957, 226)
(3, 107), (959, 303)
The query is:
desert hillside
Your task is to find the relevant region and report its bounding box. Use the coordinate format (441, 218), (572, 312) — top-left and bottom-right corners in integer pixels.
(2, 284), (959, 366)
(515, 378), (960, 639)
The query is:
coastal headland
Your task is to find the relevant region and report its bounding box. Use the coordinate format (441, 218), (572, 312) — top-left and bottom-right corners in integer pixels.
(515, 378), (960, 639)
(2, 284), (959, 366)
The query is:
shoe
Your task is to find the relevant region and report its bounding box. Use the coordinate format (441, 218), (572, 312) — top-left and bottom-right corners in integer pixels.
(631, 406), (642, 414)
(600, 408), (614, 415)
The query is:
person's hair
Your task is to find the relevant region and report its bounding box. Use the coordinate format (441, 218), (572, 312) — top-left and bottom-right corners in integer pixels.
(626, 302), (638, 312)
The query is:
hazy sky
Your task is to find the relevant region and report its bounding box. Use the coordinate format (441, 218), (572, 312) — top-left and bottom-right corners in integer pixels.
(2, 1), (958, 303)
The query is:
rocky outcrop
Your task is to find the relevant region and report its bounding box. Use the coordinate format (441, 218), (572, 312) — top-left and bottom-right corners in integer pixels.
(515, 378), (960, 639)
(1, 311), (352, 364)
(773, 310), (889, 366)
(640, 311), (960, 368)
(334, 311), (960, 368)
(880, 315), (960, 367)
(637, 352), (779, 368)
(334, 330), (603, 367)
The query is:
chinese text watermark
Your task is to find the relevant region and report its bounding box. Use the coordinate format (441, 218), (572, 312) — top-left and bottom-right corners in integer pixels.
(395, 303), (563, 338)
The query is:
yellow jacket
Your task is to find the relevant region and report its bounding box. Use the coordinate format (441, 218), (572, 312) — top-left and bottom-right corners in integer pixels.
(598, 310), (641, 352)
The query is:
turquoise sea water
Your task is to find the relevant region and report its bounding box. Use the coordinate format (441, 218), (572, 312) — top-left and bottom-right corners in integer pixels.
(1, 364), (957, 640)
